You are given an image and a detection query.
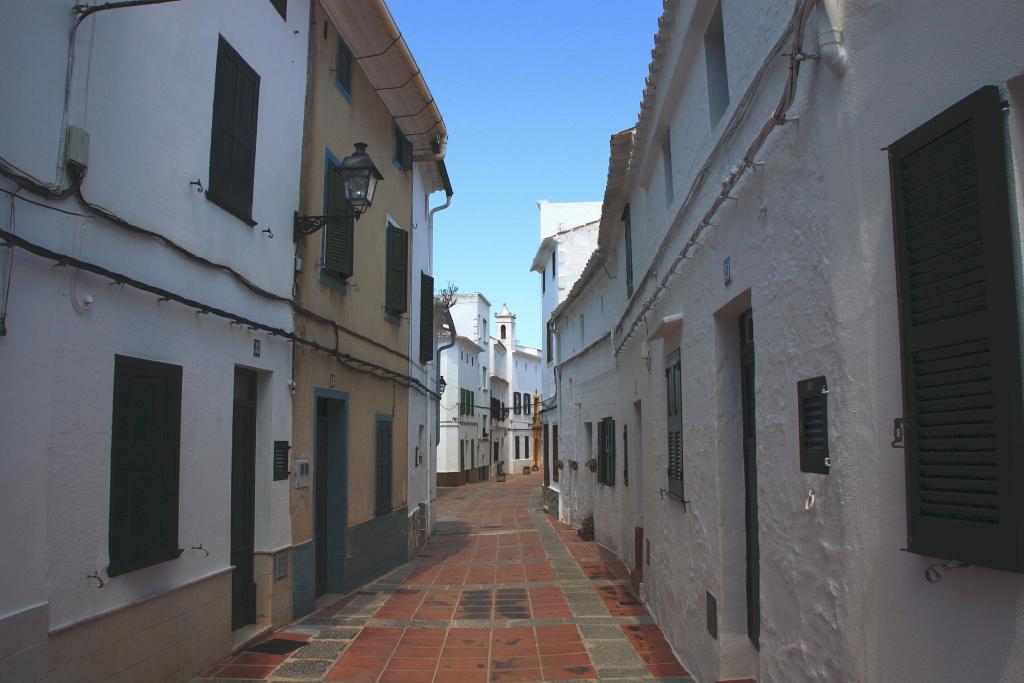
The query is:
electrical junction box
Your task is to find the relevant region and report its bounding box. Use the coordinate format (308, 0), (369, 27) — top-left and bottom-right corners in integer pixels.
(66, 126), (90, 169)
(294, 458), (310, 488)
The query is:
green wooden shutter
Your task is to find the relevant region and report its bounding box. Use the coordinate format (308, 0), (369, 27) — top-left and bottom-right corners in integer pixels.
(323, 164), (354, 278)
(209, 37), (259, 222)
(419, 272), (434, 363)
(889, 85), (1024, 572)
(666, 349), (683, 498)
(108, 355), (182, 576)
(375, 418), (393, 516)
(609, 418), (617, 486)
(385, 225), (408, 315)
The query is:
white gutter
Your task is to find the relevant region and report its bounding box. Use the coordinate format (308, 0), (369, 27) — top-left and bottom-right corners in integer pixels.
(818, 0), (848, 76)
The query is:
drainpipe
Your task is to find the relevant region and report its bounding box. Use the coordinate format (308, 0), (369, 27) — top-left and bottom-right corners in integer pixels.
(818, 0), (848, 76)
(436, 307), (456, 446)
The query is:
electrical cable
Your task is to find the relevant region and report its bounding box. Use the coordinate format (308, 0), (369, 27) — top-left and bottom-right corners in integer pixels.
(0, 225), (439, 399)
(0, 197), (15, 336)
(612, 0), (818, 356)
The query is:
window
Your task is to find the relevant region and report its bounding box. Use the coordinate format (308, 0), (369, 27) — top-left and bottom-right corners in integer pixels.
(666, 349), (683, 498)
(268, 0), (286, 20)
(623, 424), (629, 486)
(394, 122), (413, 171)
(546, 325), (553, 364)
(459, 440), (465, 470)
(543, 423), (551, 487)
(513, 392), (521, 415)
(515, 436), (520, 459)
(705, 1), (730, 126)
(662, 132), (674, 205)
(551, 250), (556, 278)
(623, 204), (634, 297)
(889, 85), (1024, 572)
(501, 324), (506, 340)
(374, 416), (393, 515)
(208, 37), (260, 224)
(419, 272), (434, 363)
(524, 394), (531, 415)
(385, 224), (408, 319)
(597, 417), (616, 486)
(542, 270), (545, 294)
(322, 152), (354, 280)
(108, 355), (182, 576)
(336, 33), (353, 99)
(552, 424), (559, 483)
(524, 436), (530, 460)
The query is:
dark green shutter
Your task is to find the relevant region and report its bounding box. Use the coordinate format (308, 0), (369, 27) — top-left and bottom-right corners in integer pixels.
(209, 37), (259, 222)
(385, 225), (408, 315)
(108, 355), (182, 576)
(375, 418), (393, 516)
(889, 85), (1024, 572)
(419, 272), (434, 363)
(666, 350), (683, 498)
(323, 164), (354, 278)
(336, 34), (353, 94)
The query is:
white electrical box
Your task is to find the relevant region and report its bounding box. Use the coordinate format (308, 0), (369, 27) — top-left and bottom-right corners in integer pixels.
(294, 458), (310, 488)
(67, 126), (90, 168)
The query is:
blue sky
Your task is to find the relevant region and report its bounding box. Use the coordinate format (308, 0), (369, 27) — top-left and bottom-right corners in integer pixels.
(387, 1), (663, 348)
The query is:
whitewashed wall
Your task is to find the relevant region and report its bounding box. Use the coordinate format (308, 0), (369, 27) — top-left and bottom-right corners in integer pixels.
(408, 163), (438, 530)
(551, 0), (1024, 682)
(0, 0), (306, 631)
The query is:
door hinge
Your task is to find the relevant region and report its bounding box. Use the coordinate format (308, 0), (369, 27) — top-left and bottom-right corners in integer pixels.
(891, 417), (907, 449)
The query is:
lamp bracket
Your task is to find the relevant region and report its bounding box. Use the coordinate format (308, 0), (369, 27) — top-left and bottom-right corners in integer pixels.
(293, 211), (359, 242)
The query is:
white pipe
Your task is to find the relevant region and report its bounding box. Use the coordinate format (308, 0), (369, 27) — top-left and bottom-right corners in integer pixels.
(818, 0), (848, 76)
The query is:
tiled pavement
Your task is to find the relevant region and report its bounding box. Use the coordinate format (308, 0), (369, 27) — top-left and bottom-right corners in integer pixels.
(194, 474), (692, 683)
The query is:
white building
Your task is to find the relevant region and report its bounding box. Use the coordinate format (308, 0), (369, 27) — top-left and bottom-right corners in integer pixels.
(546, 1), (1024, 682)
(0, 1), (307, 680)
(407, 160), (452, 551)
(494, 305), (543, 476)
(530, 202), (602, 502)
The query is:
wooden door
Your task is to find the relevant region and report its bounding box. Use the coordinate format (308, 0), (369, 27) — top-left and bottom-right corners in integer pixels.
(231, 368), (257, 630)
(739, 309), (759, 647)
(315, 398), (329, 597)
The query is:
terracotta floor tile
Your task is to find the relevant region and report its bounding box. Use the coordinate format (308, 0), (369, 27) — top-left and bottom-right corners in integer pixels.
(434, 671), (489, 683)
(536, 640), (587, 656)
(542, 664), (596, 680)
(488, 669), (543, 683)
(214, 663), (276, 679)
(648, 661), (690, 677)
(380, 669), (434, 683)
(437, 657), (489, 671)
(324, 666), (382, 682)
(490, 655), (540, 670)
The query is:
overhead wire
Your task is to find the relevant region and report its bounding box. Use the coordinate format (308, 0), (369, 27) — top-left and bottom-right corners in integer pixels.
(0, 225), (439, 399)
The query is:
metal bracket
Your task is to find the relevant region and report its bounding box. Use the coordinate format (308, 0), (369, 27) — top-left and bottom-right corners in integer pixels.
(293, 212), (353, 242)
(891, 417), (907, 449)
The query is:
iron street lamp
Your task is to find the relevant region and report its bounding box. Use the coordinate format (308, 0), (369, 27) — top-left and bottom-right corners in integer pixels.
(339, 142), (383, 218)
(293, 142), (383, 241)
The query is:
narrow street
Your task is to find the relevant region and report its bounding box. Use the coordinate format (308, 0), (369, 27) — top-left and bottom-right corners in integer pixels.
(195, 475), (692, 682)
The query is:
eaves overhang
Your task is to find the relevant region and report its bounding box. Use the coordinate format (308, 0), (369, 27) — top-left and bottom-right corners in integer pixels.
(321, 0), (447, 161)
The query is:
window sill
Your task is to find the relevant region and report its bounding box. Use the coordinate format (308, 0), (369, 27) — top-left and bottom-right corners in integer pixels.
(205, 190), (256, 227)
(335, 79), (352, 103)
(660, 488), (689, 510)
(319, 269), (349, 294)
(384, 309), (402, 326)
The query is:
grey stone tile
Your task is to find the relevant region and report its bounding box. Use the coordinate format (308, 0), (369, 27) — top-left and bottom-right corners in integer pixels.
(316, 626), (361, 640)
(579, 624), (631, 640)
(272, 658), (332, 679)
(291, 640), (348, 660)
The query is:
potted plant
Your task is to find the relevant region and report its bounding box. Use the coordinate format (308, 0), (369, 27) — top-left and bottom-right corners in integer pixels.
(569, 460), (579, 471)
(556, 460), (564, 470)
(586, 458), (598, 473)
